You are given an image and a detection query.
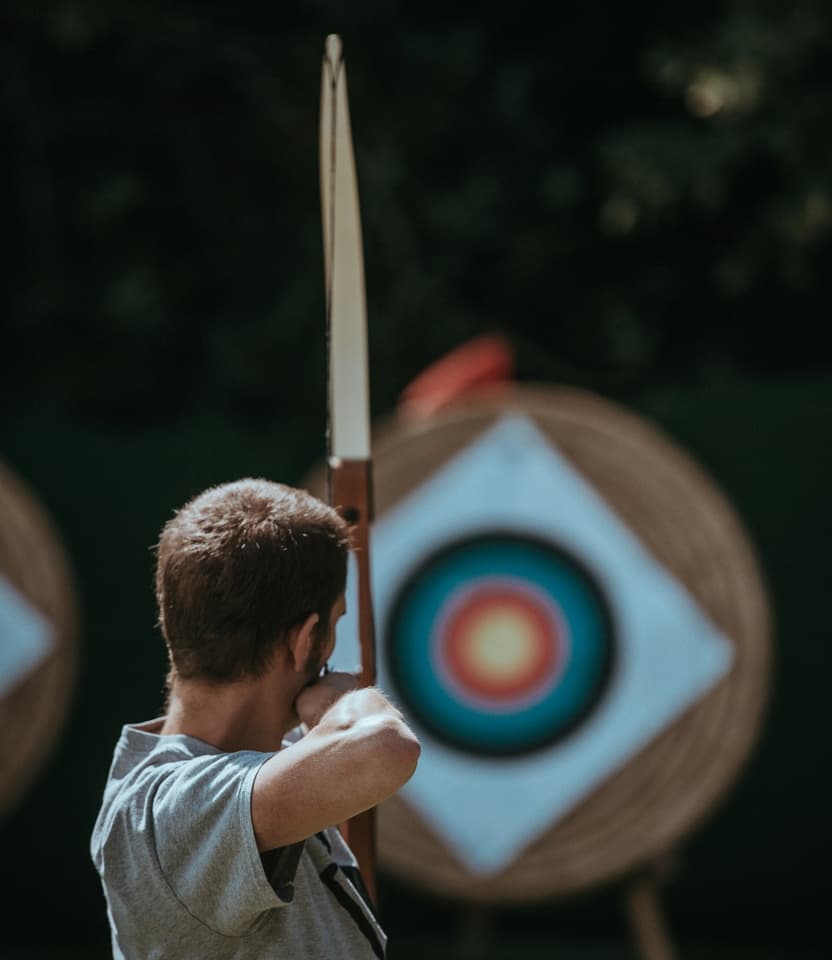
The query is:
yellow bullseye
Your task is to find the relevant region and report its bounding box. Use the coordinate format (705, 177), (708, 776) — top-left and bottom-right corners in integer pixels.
(460, 610), (540, 683)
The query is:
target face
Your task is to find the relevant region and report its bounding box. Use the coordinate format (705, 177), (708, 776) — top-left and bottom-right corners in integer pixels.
(387, 533), (615, 757)
(332, 413), (735, 876)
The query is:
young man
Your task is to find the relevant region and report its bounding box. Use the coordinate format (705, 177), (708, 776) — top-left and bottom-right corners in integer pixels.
(91, 478), (420, 959)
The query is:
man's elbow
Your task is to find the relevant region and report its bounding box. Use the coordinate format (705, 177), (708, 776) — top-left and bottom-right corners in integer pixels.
(370, 717), (421, 794)
(392, 720), (421, 782)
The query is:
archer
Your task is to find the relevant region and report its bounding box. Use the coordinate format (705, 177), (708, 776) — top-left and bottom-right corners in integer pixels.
(90, 478), (420, 958)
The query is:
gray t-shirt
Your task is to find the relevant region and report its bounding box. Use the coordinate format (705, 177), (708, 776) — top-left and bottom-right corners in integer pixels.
(91, 719), (386, 959)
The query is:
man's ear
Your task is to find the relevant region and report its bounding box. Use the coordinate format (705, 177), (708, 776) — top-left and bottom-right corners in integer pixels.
(285, 612), (319, 673)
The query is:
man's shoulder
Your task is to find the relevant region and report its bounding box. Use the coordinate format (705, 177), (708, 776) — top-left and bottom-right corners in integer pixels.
(92, 723), (262, 851)
(101, 724), (211, 802)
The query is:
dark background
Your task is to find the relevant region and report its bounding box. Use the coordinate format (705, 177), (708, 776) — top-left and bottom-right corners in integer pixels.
(1, 1), (830, 956)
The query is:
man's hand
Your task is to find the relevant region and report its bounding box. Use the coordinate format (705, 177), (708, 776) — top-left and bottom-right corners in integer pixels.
(295, 671), (358, 729)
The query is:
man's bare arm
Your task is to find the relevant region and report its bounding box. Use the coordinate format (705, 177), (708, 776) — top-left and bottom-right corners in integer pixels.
(251, 683), (420, 851)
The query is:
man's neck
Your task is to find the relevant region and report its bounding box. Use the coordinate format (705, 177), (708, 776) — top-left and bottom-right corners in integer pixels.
(160, 670), (297, 753)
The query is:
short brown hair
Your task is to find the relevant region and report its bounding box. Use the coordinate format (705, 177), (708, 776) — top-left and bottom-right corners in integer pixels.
(155, 478), (350, 682)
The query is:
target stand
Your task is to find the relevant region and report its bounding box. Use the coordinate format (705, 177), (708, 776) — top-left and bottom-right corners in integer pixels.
(0, 464), (78, 820)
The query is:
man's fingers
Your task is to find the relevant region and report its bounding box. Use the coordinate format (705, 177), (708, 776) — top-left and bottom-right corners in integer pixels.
(319, 671), (359, 693)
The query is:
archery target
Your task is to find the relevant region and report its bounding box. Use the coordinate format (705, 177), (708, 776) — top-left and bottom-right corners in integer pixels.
(0, 464), (77, 819)
(387, 533), (615, 756)
(333, 409), (737, 877)
(321, 386), (771, 901)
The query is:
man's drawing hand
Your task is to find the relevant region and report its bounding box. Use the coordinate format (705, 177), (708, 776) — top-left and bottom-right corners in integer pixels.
(295, 671), (359, 729)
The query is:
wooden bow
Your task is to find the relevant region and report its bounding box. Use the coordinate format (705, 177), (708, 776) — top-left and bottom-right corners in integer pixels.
(319, 33), (378, 905)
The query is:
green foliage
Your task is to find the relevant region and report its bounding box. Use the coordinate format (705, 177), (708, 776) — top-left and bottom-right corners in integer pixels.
(2, 1), (830, 430)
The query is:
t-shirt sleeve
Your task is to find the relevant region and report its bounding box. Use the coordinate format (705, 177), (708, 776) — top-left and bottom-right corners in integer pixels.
(151, 750), (299, 936)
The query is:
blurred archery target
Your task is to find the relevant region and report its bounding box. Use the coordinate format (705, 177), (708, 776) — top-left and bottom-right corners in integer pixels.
(326, 385), (771, 902)
(0, 464), (77, 819)
(387, 534), (614, 756)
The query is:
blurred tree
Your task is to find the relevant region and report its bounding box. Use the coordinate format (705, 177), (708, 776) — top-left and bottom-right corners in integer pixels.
(1, 0), (829, 431)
